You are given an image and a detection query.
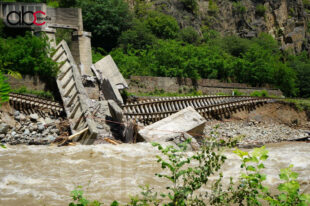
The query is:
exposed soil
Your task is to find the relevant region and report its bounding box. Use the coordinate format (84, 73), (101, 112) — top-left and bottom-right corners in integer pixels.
(229, 102), (310, 130)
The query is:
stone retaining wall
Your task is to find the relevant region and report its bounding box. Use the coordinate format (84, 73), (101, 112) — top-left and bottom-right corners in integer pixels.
(7, 75), (47, 91)
(126, 76), (283, 96)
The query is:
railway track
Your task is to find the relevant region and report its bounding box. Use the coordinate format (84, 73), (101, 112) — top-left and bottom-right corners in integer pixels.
(9, 92), (275, 126)
(122, 96), (275, 125)
(9, 93), (64, 116)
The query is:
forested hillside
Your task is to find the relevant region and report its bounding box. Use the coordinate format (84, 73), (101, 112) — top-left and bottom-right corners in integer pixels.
(1, 0), (310, 97)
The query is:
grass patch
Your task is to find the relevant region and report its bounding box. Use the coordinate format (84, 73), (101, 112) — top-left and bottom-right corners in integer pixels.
(12, 86), (54, 100)
(282, 98), (310, 111)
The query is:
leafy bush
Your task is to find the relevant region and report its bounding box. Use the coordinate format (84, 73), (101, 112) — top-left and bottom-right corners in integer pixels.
(208, 0), (219, 15)
(287, 51), (310, 98)
(251, 90), (269, 97)
(69, 186), (102, 206)
(0, 33), (57, 79)
(179, 26), (200, 44)
(92, 48), (105, 64)
(112, 33), (298, 96)
(211, 147), (310, 206)
(78, 0), (132, 52)
(180, 0), (198, 13)
(233, 89), (244, 96)
(0, 71), (10, 106)
(233, 1), (247, 15)
(118, 19), (156, 50)
(144, 11), (180, 39)
(256, 4), (266, 16)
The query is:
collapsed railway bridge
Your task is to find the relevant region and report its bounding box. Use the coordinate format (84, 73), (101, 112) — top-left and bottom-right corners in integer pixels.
(2, 2), (277, 144)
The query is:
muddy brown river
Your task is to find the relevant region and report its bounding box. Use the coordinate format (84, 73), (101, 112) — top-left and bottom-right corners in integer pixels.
(0, 142), (309, 205)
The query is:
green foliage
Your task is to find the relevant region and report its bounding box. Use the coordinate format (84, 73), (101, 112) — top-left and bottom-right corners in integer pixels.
(179, 26), (200, 44)
(303, 0), (310, 8)
(283, 98), (310, 111)
(208, 0), (219, 15)
(287, 52), (310, 98)
(210, 146), (310, 206)
(118, 19), (156, 50)
(92, 48), (105, 64)
(256, 4), (266, 17)
(201, 27), (220, 43)
(233, 1), (247, 15)
(233, 89), (244, 96)
(78, 0), (132, 52)
(112, 33), (298, 96)
(0, 71), (10, 106)
(265, 165), (310, 205)
(221, 35), (252, 57)
(12, 86), (54, 100)
(47, 0), (60, 8)
(134, 0), (153, 18)
(250, 90), (269, 97)
(148, 132), (236, 205)
(144, 11), (180, 39)
(69, 186), (102, 206)
(0, 32), (57, 79)
(56, 28), (73, 46)
(180, 0), (198, 13)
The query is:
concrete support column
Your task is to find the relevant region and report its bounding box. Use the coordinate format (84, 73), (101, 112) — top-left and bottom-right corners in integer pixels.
(34, 27), (57, 48)
(70, 31), (93, 76)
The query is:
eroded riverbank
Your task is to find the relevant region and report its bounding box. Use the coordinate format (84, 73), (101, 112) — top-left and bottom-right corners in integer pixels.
(0, 142), (309, 205)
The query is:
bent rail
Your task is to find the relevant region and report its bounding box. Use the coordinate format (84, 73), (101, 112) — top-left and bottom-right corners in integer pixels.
(123, 96), (274, 124)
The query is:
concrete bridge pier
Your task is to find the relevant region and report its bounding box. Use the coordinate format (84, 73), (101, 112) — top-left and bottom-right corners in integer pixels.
(70, 30), (93, 76)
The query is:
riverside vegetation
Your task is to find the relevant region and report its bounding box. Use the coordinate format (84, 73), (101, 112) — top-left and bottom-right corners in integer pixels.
(68, 133), (310, 206)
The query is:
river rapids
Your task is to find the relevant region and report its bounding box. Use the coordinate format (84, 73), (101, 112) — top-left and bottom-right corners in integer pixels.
(0, 142), (309, 205)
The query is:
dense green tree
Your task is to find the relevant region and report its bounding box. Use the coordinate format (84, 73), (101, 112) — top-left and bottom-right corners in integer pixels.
(111, 33), (298, 96)
(287, 52), (310, 97)
(0, 33), (57, 78)
(0, 72), (10, 105)
(144, 11), (180, 39)
(78, 0), (132, 52)
(180, 0), (198, 12)
(179, 26), (200, 44)
(118, 19), (156, 50)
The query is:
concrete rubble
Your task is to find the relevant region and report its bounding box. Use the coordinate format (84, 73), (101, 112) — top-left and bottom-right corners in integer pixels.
(138, 106), (206, 149)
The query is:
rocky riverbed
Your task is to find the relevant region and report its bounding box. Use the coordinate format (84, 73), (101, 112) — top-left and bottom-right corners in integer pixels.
(204, 120), (310, 148)
(0, 111), (68, 145)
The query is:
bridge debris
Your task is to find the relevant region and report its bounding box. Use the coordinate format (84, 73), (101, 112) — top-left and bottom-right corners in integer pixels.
(138, 106), (206, 146)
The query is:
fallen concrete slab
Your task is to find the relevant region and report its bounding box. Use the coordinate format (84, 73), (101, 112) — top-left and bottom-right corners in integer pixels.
(94, 55), (128, 90)
(138, 106), (206, 143)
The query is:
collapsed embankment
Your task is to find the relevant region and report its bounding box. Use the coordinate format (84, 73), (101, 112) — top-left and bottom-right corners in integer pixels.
(1, 99), (309, 147)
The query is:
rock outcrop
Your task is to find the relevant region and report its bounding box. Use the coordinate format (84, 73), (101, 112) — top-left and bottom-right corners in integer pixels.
(127, 0), (310, 54)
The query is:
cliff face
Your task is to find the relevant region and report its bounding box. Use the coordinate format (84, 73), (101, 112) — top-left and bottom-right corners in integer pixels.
(127, 0), (310, 54)
(201, 0), (308, 54)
